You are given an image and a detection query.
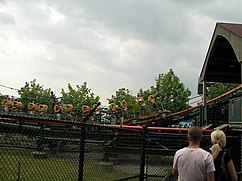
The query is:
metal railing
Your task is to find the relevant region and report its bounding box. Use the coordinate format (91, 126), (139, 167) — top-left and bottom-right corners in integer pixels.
(0, 113), (241, 180)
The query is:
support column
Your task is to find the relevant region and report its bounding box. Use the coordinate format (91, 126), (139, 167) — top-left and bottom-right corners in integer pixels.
(203, 81), (207, 126)
(241, 62), (242, 123)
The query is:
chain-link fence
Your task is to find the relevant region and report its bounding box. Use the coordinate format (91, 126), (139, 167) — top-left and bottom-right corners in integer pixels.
(0, 115), (82, 181)
(0, 112), (241, 180)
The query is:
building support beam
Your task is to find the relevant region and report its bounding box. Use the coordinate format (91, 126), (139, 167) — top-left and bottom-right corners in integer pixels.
(241, 62), (242, 123)
(203, 81), (208, 126)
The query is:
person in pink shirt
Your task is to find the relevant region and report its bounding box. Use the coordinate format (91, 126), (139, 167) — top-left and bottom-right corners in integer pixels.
(172, 126), (215, 181)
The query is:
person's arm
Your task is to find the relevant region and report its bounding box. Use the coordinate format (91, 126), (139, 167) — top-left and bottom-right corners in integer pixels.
(172, 151), (179, 178)
(227, 159), (238, 181)
(206, 171), (215, 181)
(172, 168), (178, 178)
(206, 153), (215, 181)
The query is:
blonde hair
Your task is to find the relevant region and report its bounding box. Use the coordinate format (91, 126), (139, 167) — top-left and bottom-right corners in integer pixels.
(210, 130), (226, 159)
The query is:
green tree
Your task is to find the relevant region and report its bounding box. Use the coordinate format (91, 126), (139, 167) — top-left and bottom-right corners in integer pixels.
(207, 83), (239, 100)
(61, 82), (100, 117)
(137, 88), (149, 101)
(108, 88), (139, 113)
(154, 69), (191, 112)
(18, 79), (55, 113)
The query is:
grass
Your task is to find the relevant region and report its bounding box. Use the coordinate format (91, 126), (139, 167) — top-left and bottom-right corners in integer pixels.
(0, 148), (140, 181)
(0, 148), (79, 180)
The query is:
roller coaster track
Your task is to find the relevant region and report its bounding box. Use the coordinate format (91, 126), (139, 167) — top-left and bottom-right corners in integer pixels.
(0, 85), (240, 157)
(135, 84), (242, 126)
(0, 84), (241, 127)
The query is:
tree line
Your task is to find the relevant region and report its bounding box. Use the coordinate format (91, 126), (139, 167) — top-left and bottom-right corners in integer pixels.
(0, 69), (238, 117)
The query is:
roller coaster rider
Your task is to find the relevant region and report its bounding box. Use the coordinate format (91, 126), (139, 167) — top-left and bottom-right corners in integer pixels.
(120, 99), (128, 118)
(109, 100), (118, 125)
(137, 94), (149, 116)
(54, 101), (63, 119)
(65, 103), (74, 119)
(28, 100), (36, 114)
(1, 95), (12, 112)
(39, 103), (48, 115)
(92, 103), (101, 122)
(12, 98), (22, 112)
(148, 91), (160, 113)
(82, 104), (90, 120)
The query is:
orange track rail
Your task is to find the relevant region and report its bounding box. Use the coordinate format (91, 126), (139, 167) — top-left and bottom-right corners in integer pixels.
(136, 84), (242, 125)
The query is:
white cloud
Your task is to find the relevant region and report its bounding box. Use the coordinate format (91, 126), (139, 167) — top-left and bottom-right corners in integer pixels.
(0, 0), (241, 105)
(38, 2), (66, 24)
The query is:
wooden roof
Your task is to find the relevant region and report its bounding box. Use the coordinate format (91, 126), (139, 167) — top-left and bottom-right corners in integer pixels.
(198, 22), (242, 84)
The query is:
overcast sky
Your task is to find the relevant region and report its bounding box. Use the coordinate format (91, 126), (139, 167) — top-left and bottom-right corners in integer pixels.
(0, 0), (241, 105)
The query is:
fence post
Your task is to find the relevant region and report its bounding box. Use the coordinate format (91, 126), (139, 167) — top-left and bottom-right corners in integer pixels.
(140, 125), (147, 181)
(17, 161), (20, 181)
(78, 125), (86, 181)
(78, 102), (101, 180)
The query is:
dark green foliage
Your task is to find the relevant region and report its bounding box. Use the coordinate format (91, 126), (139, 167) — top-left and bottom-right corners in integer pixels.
(17, 69), (192, 116)
(61, 82), (100, 116)
(207, 83), (239, 100)
(18, 79), (55, 113)
(111, 69), (191, 114)
(108, 88), (139, 112)
(152, 69), (191, 112)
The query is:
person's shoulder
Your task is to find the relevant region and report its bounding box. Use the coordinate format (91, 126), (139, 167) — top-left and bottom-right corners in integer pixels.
(207, 148), (212, 153)
(223, 148), (232, 160)
(199, 148), (213, 155)
(175, 147), (188, 153)
(223, 148), (231, 154)
(179, 147), (188, 151)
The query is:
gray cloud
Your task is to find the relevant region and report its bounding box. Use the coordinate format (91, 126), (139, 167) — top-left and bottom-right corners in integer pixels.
(0, 0), (241, 104)
(0, 12), (15, 25)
